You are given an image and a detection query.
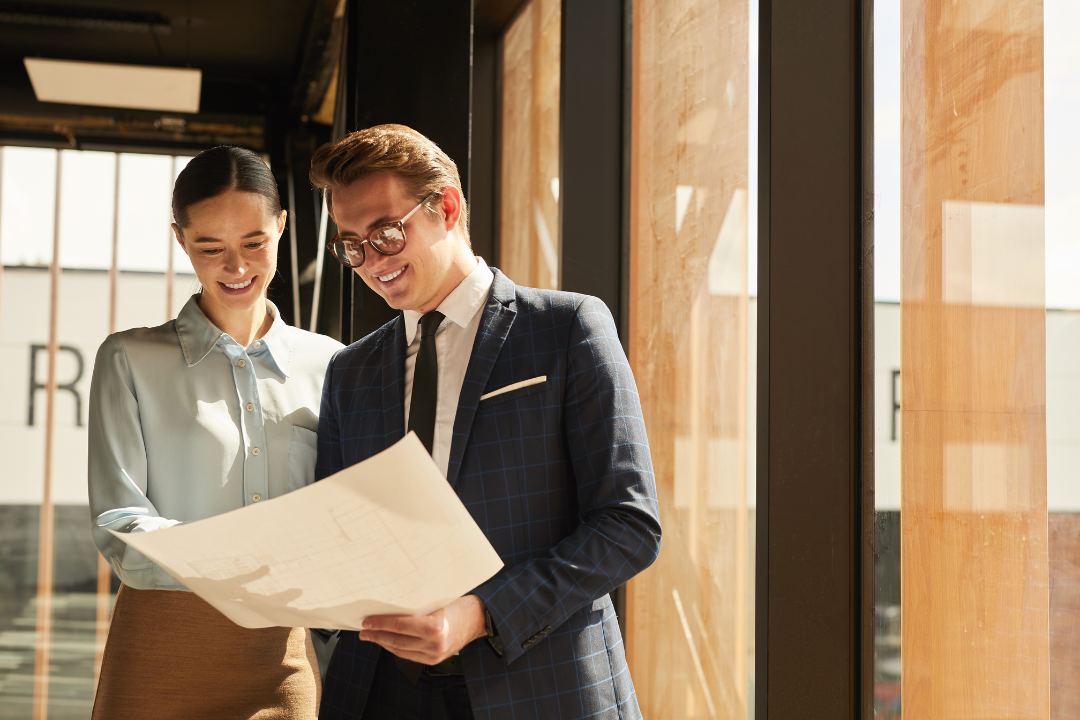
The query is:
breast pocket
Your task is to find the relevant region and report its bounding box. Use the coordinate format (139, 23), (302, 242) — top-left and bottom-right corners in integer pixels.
(478, 378), (551, 407)
(287, 426), (318, 493)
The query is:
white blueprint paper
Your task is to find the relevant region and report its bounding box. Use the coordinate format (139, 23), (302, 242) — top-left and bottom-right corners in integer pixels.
(111, 433), (503, 630)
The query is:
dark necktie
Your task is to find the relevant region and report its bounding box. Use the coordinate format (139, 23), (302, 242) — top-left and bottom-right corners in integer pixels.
(396, 310), (443, 683)
(407, 311), (444, 455)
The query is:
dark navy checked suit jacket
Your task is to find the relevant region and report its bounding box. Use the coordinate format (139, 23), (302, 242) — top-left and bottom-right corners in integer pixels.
(315, 269), (661, 720)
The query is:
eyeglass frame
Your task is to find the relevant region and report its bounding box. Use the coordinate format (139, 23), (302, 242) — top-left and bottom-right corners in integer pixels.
(326, 192), (438, 268)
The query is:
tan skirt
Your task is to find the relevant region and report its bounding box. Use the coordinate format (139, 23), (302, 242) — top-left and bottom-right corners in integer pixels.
(92, 584), (320, 720)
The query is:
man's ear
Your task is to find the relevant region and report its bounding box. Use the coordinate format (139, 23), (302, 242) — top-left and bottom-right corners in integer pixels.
(439, 186), (463, 234)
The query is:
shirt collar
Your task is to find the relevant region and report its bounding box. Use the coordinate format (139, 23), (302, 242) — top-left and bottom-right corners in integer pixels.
(175, 295), (294, 378)
(403, 257), (494, 345)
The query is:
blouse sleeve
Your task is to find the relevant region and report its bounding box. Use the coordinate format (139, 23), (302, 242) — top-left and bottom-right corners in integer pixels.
(87, 334), (185, 591)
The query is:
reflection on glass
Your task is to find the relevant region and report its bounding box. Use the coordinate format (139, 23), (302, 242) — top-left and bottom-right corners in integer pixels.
(499, 0), (560, 290)
(626, 0), (755, 717)
(0, 147), (196, 717)
(872, 0), (1079, 717)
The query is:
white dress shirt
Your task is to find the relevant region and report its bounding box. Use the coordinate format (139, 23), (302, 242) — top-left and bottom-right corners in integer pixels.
(402, 257), (495, 478)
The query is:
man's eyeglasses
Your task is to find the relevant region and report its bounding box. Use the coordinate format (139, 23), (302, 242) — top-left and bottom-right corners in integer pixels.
(327, 193), (437, 268)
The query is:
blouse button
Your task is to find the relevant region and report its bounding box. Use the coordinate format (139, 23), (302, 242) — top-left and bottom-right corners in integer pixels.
(238, 359), (246, 368)
(252, 494), (261, 502)
(246, 403), (254, 412)
(252, 447), (260, 456)
(254, 341), (261, 348)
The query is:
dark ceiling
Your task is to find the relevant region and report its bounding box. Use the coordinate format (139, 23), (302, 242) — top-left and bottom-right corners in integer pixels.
(0, 0), (335, 151)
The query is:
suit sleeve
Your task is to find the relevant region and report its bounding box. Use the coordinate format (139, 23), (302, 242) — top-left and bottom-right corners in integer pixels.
(316, 349), (345, 482)
(88, 334), (185, 590)
(471, 296), (662, 665)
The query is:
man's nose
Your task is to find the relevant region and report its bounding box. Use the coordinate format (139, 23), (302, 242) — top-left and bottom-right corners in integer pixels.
(363, 250), (392, 274)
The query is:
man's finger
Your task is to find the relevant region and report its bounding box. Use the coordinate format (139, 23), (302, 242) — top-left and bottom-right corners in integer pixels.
(358, 629), (429, 651)
(378, 645), (443, 665)
(363, 614), (438, 636)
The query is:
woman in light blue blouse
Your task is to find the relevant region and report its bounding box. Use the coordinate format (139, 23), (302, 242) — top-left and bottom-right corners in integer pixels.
(88, 146), (342, 719)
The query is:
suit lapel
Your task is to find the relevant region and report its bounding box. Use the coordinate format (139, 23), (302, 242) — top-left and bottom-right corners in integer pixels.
(446, 270), (517, 487)
(381, 315), (407, 446)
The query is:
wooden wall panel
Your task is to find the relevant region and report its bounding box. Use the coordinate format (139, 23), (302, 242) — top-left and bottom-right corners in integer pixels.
(626, 0), (751, 716)
(499, 0), (560, 290)
(901, 1), (1048, 718)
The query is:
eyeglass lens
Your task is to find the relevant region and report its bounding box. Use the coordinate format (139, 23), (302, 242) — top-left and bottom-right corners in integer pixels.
(332, 225), (407, 267)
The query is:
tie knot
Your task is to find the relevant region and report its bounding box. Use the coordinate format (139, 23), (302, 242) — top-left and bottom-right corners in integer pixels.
(420, 311), (444, 338)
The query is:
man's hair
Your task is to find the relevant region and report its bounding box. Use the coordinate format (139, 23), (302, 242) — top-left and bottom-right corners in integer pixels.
(309, 124), (469, 244)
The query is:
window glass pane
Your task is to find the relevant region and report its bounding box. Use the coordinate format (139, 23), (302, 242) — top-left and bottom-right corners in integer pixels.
(58, 150), (116, 270)
(172, 155), (196, 276)
(873, 2), (902, 717)
(876, 0), (1070, 717)
(117, 153), (172, 272)
(1044, 2), (1080, 716)
(0, 147), (121, 716)
(627, 0), (756, 716)
(1, 146), (57, 267)
(499, 0), (561, 290)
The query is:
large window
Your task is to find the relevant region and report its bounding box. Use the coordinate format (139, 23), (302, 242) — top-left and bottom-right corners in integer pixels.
(0, 146), (193, 717)
(498, 0), (561, 290)
(626, 0), (757, 716)
(874, 0), (1080, 716)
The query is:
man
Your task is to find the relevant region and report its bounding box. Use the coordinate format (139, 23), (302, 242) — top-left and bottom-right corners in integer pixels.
(310, 124), (661, 720)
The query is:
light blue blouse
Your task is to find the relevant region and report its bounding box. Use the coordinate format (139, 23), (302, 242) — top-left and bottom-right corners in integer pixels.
(88, 295), (343, 591)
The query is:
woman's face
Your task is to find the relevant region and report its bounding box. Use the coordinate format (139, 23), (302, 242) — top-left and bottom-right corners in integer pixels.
(173, 189), (286, 320)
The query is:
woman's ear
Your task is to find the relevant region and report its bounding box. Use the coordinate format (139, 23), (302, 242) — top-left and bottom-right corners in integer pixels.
(278, 209), (287, 234)
(172, 223), (186, 253)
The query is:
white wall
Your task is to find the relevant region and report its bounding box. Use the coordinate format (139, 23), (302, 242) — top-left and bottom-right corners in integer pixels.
(0, 268), (198, 504)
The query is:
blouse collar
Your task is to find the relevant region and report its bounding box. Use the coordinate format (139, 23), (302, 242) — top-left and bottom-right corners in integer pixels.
(175, 294), (294, 378)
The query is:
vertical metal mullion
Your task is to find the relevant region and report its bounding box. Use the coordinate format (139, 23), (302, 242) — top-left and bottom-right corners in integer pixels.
(0, 147), (5, 339)
(310, 196), (330, 333)
(94, 151), (122, 691)
(286, 142), (303, 328)
(166, 155), (176, 320)
(757, 0), (866, 716)
(755, 0), (772, 716)
(491, 31), (504, 270)
(32, 148), (62, 720)
(859, 0), (876, 716)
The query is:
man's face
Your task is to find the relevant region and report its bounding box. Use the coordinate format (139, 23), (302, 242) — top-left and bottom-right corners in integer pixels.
(332, 172), (463, 312)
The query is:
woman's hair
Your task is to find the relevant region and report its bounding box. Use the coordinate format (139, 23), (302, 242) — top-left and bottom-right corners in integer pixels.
(172, 146), (281, 229)
(308, 124), (469, 244)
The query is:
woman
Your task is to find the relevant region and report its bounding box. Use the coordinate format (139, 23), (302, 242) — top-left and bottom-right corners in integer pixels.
(88, 146), (343, 719)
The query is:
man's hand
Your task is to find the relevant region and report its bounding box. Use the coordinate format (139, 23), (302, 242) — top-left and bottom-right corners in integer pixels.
(358, 594), (487, 665)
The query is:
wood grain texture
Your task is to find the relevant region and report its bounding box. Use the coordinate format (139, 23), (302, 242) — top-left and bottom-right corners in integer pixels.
(901, 1), (1048, 717)
(626, 0), (751, 716)
(499, 0), (560, 290)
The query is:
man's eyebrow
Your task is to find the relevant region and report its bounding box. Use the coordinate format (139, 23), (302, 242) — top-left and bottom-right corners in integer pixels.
(192, 230), (268, 243)
(366, 216), (396, 231)
(337, 216), (396, 238)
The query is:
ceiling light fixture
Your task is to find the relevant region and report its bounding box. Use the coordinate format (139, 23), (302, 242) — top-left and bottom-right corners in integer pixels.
(24, 58), (201, 113)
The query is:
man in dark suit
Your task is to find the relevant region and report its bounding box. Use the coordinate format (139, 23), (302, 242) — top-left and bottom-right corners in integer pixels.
(310, 124), (661, 720)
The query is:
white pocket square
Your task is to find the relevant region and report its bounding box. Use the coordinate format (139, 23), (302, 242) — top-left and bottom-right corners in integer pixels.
(480, 375), (548, 402)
